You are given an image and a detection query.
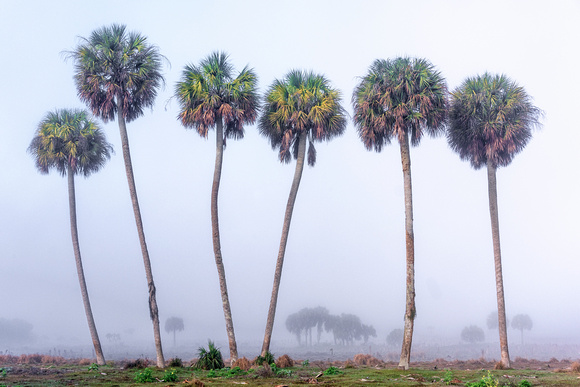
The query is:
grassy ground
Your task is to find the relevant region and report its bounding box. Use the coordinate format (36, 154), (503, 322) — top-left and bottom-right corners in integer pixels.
(1, 361), (580, 386)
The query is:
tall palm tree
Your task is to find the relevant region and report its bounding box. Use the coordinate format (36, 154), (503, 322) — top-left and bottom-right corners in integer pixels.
(174, 52), (258, 362)
(258, 70), (347, 355)
(352, 57), (447, 370)
(28, 108), (112, 366)
(67, 24), (166, 367)
(447, 73), (542, 368)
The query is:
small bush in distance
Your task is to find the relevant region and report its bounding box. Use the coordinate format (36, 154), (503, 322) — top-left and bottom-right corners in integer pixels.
(443, 369), (454, 385)
(301, 359), (309, 367)
(168, 357), (183, 367)
(324, 366), (342, 375)
(88, 363), (99, 371)
(124, 358), (148, 369)
(571, 361), (580, 372)
(163, 368), (178, 382)
(134, 367), (154, 383)
(195, 340), (224, 370)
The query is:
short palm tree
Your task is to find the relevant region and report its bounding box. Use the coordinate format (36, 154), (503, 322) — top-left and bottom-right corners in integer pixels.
(174, 51), (259, 362)
(259, 70), (347, 355)
(67, 24), (166, 367)
(352, 57), (447, 370)
(28, 108), (112, 365)
(447, 73), (542, 368)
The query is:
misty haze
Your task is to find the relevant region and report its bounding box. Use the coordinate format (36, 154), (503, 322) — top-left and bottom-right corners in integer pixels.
(1, 0), (579, 375)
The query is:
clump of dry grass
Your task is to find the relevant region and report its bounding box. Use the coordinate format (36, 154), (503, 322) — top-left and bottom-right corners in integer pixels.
(571, 362), (580, 372)
(353, 353), (382, 367)
(275, 354), (294, 368)
(494, 361), (507, 370)
(232, 357), (251, 371)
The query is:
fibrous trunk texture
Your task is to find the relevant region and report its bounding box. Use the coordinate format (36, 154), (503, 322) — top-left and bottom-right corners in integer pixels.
(261, 133), (307, 356)
(212, 118), (238, 363)
(487, 160), (511, 369)
(117, 114), (165, 368)
(68, 167), (106, 365)
(398, 132), (415, 370)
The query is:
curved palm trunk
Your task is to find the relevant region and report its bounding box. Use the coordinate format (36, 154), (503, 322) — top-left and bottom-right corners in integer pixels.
(117, 114), (165, 368)
(261, 133), (307, 356)
(212, 118), (238, 363)
(67, 166), (106, 365)
(487, 161), (511, 368)
(398, 132), (415, 370)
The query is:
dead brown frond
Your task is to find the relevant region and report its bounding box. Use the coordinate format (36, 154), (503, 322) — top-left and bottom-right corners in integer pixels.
(494, 361), (507, 370)
(276, 354), (294, 368)
(353, 353), (382, 367)
(123, 358), (149, 369)
(571, 361), (580, 372)
(232, 357), (251, 371)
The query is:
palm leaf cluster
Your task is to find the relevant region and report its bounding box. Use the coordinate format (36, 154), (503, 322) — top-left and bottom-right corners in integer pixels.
(68, 24), (164, 123)
(175, 51), (259, 140)
(352, 57), (447, 150)
(448, 73), (542, 169)
(28, 109), (112, 176)
(195, 341), (224, 370)
(259, 70), (347, 165)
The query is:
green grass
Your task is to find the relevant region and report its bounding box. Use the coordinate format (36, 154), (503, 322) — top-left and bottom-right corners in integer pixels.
(1, 363), (579, 386)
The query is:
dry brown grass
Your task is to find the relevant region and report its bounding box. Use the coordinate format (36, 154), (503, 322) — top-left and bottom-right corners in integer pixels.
(353, 353), (382, 367)
(571, 361), (580, 372)
(275, 354), (294, 368)
(494, 361), (507, 370)
(232, 357), (251, 371)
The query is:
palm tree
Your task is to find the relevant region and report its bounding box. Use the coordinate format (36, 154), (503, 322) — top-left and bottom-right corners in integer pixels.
(28, 108), (112, 365)
(447, 73), (542, 368)
(258, 70), (347, 355)
(352, 57), (447, 370)
(174, 51), (259, 362)
(67, 24), (166, 367)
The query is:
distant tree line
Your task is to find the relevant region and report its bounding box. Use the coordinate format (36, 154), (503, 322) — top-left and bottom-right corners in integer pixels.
(285, 307), (376, 346)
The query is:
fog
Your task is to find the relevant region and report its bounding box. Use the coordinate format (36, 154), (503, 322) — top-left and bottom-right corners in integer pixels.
(1, 0), (579, 362)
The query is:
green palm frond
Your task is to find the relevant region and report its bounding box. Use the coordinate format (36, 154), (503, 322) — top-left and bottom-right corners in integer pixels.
(28, 109), (113, 177)
(67, 24), (165, 123)
(447, 72), (542, 169)
(175, 51), (259, 139)
(352, 57), (447, 151)
(259, 70), (347, 165)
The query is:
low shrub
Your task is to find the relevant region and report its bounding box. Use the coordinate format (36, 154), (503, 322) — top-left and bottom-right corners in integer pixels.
(571, 361), (580, 372)
(353, 353), (382, 366)
(168, 357), (183, 367)
(124, 358), (149, 369)
(254, 351), (275, 366)
(134, 367), (154, 383)
(163, 368), (178, 382)
(232, 357), (251, 371)
(195, 341), (224, 370)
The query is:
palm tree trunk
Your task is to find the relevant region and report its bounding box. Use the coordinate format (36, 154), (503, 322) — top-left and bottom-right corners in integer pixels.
(117, 114), (165, 368)
(398, 132), (415, 370)
(487, 160), (511, 368)
(67, 166), (106, 365)
(211, 117), (238, 363)
(261, 133), (307, 356)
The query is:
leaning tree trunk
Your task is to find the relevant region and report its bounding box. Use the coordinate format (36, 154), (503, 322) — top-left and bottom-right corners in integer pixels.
(117, 114), (165, 368)
(211, 117), (238, 363)
(261, 133), (307, 356)
(487, 160), (511, 368)
(398, 132), (416, 370)
(67, 166), (106, 366)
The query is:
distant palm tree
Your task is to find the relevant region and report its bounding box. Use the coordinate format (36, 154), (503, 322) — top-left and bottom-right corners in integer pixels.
(174, 51), (259, 362)
(67, 24), (166, 367)
(352, 57), (447, 370)
(28, 108), (112, 366)
(259, 70), (347, 355)
(447, 73), (542, 368)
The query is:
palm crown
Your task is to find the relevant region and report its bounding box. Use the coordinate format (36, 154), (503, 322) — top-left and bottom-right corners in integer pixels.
(352, 57), (447, 150)
(447, 72), (542, 169)
(175, 51), (259, 139)
(259, 70), (347, 166)
(68, 24), (165, 123)
(28, 109), (112, 177)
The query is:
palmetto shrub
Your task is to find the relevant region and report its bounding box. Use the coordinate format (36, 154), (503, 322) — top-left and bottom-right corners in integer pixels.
(254, 351), (275, 366)
(195, 341), (224, 370)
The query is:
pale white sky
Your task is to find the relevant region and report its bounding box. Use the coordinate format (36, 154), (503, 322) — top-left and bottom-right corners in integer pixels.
(0, 0), (579, 358)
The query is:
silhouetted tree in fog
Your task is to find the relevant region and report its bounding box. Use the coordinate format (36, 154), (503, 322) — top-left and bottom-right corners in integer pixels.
(461, 325), (485, 344)
(511, 314), (533, 345)
(165, 317), (184, 346)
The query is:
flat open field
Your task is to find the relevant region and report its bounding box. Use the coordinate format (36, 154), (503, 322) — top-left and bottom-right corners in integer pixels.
(2, 355), (580, 386)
